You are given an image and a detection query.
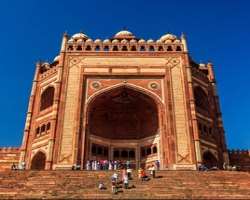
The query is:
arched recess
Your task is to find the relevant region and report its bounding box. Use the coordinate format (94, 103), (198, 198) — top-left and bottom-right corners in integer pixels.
(202, 150), (218, 168)
(194, 86), (210, 113)
(88, 86), (159, 139)
(30, 151), (46, 170)
(40, 86), (55, 111)
(80, 83), (167, 168)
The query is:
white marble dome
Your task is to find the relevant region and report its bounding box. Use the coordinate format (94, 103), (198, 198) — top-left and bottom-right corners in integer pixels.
(112, 39), (119, 44)
(71, 32), (88, 40)
(147, 39), (154, 43)
(138, 39), (146, 43)
(114, 30), (136, 39)
(53, 55), (60, 62)
(85, 38), (93, 43)
(103, 39), (110, 44)
(94, 39), (102, 43)
(68, 38), (74, 43)
(130, 39), (137, 43)
(160, 33), (177, 42)
(115, 30), (133, 37)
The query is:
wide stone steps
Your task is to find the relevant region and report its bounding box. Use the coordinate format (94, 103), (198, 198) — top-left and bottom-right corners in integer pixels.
(0, 170), (250, 199)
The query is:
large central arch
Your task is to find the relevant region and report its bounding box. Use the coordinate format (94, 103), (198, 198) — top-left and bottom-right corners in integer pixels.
(83, 85), (163, 168)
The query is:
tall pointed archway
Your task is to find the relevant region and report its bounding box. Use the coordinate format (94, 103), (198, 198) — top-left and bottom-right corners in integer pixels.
(83, 85), (162, 168)
(31, 151), (46, 170)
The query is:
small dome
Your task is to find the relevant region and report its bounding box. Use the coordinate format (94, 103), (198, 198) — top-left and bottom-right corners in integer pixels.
(94, 39), (102, 43)
(156, 39), (162, 44)
(86, 38), (93, 43)
(160, 33), (177, 42)
(147, 39), (154, 43)
(77, 38), (84, 43)
(174, 39), (181, 44)
(72, 32), (88, 40)
(138, 39), (145, 44)
(42, 62), (50, 69)
(68, 38), (74, 43)
(112, 39), (119, 44)
(53, 55), (60, 62)
(164, 39), (172, 44)
(130, 39), (137, 43)
(114, 30), (135, 39)
(103, 39), (110, 43)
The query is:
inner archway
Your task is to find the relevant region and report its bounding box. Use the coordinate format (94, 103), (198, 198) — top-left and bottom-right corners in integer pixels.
(202, 151), (218, 169)
(86, 86), (160, 168)
(89, 86), (158, 139)
(30, 151), (46, 170)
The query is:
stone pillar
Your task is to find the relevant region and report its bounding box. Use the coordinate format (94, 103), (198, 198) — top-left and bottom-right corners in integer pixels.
(181, 33), (188, 52)
(170, 57), (196, 170)
(54, 56), (83, 169)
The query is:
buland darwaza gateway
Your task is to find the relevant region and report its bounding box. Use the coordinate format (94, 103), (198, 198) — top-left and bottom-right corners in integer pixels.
(18, 30), (229, 170)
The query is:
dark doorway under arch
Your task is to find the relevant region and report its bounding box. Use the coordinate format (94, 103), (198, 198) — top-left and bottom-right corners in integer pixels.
(203, 151), (218, 169)
(30, 151), (46, 170)
(88, 86), (159, 140)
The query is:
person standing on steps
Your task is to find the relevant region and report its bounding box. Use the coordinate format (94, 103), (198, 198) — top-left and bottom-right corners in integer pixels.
(149, 164), (156, 178)
(123, 173), (129, 189)
(138, 168), (143, 181)
(111, 172), (119, 194)
(127, 167), (132, 180)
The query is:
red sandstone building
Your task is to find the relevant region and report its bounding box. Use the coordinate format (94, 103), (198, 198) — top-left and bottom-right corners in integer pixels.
(1, 30), (232, 170)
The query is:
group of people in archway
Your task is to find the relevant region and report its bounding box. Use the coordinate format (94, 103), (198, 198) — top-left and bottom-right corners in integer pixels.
(85, 160), (132, 171)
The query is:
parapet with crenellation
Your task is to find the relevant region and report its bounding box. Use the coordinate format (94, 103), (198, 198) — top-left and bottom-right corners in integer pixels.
(0, 147), (20, 171)
(228, 149), (250, 171)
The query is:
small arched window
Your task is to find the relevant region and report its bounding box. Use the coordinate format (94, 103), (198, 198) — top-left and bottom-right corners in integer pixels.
(146, 147), (151, 155)
(112, 46), (118, 51)
(85, 45), (92, 51)
(176, 46), (182, 51)
(121, 150), (128, 158)
(167, 46), (173, 51)
(76, 45), (82, 50)
(91, 144), (97, 155)
(95, 45), (100, 51)
(46, 122), (51, 131)
(153, 146), (157, 154)
(141, 148), (145, 157)
(113, 150), (119, 158)
(103, 147), (108, 156)
(158, 46), (164, 51)
(97, 146), (103, 155)
(129, 150), (135, 158)
(149, 46), (154, 51)
(140, 46), (145, 51)
(131, 46), (136, 51)
(41, 124), (46, 133)
(68, 45), (73, 51)
(40, 87), (55, 111)
(104, 46), (109, 51)
(36, 127), (40, 135)
(122, 46), (128, 51)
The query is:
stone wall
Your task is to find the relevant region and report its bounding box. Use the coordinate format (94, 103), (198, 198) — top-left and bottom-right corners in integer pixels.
(228, 149), (250, 171)
(0, 147), (20, 171)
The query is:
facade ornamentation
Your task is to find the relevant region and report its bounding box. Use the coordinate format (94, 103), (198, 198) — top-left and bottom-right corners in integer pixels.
(1, 29), (241, 171)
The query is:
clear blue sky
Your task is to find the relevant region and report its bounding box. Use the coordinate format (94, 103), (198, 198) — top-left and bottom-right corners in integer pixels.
(0, 0), (249, 149)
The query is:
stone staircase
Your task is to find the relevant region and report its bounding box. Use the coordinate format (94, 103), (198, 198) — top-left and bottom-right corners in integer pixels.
(0, 170), (250, 199)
